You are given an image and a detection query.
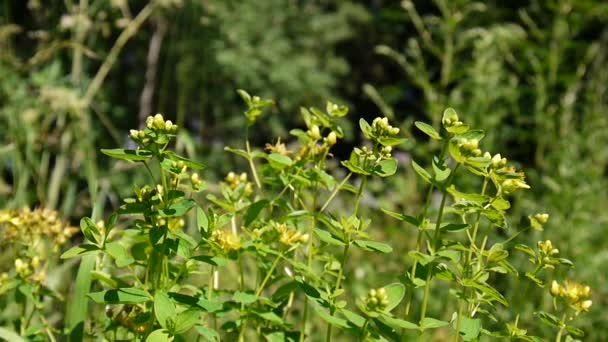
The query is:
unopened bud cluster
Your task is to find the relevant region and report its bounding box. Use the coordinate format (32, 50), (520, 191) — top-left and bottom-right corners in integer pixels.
(538, 240), (559, 258)
(456, 138), (482, 157)
(302, 125), (339, 159)
(365, 287), (389, 311)
(442, 109), (464, 128)
(371, 117), (400, 137)
(130, 113), (178, 145)
(224, 172), (253, 197)
(550, 280), (592, 313)
(529, 212), (549, 231)
(484, 152), (508, 169)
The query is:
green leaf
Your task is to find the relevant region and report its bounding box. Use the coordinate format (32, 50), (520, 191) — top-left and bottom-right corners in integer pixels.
(174, 310), (200, 334)
(233, 291), (257, 305)
(448, 138), (465, 163)
(297, 280), (321, 299)
(420, 317), (449, 330)
(377, 137), (408, 146)
(101, 148), (153, 162)
(408, 251), (436, 266)
(535, 311), (561, 328)
(382, 209), (420, 228)
(379, 314), (418, 330)
(154, 292), (176, 330)
(66, 254), (95, 333)
(0, 327), (25, 342)
(190, 255), (228, 267)
(244, 200), (269, 227)
(315, 228), (345, 246)
(314, 304), (349, 328)
(514, 244), (536, 257)
(481, 209), (506, 228)
(267, 153), (293, 170)
(411, 160), (433, 184)
(432, 158), (451, 182)
(104, 242), (134, 267)
(461, 130), (485, 141)
(197, 298), (222, 313)
(447, 186), (489, 205)
(159, 199), (196, 217)
(354, 240), (393, 253)
(88, 288), (151, 304)
(341, 160), (371, 176)
(458, 317), (482, 341)
(383, 283), (405, 312)
(440, 223), (470, 232)
(374, 158), (397, 177)
(61, 244), (100, 259)
(566, 325), (584, 337)
(164, 151), (205, 170)
(341, 308), (366, 327)
(146, 329), (173, 342)
(195, 325), (220, 341)
(253, 311), (284, 324)
(359, 118), (372, 139)
(80, 217), (101, 245)
(462, 280), (508, 306)
(415, 121), (442, 140)
(197, 207), (209, 233)
(491, 197), (510, 210)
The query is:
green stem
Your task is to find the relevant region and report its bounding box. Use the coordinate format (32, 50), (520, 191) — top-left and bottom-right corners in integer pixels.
(360, 319), (370, 340)
(326, 175), (367, 342)
(455, 177), (488, 340)
(419, 164), (459, 338)
(320, 173), (352, 212)
(555, 313), (567, 342)
(245, 128), (262, 190)
(256, 252), (283, 297)
(402, 140), (449, 337)
(301, 183), (318, 341)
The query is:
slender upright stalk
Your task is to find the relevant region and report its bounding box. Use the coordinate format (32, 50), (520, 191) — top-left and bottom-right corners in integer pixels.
(418, 164), (459, 340)
(245, 127), (262, 189)
(326, 175), (367, 342)
(555, 313), (567, 342)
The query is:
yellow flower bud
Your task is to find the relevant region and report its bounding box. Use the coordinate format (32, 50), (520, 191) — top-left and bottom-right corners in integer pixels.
(550, 280), (560, 297)
(326, 131), (337, 146)
(309, 125), (321, 140)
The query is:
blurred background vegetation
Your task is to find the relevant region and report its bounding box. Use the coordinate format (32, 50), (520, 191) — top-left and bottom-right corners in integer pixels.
(1, 0), (606, 339)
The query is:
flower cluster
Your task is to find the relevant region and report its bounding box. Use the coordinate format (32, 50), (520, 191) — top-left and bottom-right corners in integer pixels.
(550, 280), (592, 313)
(365, 287), (389, 311)
(211, 229), (241, 254)
(14, 256), (47, 284)
(274, 222), (309, 246)
(265, 138), (291, 156)
(0, 207), (78, 249)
